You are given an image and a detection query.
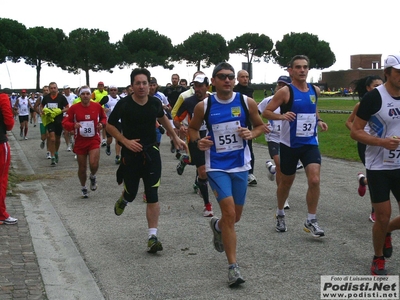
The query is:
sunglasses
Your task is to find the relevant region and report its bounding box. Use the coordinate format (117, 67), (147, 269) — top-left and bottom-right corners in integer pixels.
(215, 73), (235, 80)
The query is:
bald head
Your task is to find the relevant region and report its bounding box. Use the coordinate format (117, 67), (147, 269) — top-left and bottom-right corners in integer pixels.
(237, 70), (250, 86)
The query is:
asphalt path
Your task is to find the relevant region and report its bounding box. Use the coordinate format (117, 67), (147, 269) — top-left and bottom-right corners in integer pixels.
(8, 122), (400, 299)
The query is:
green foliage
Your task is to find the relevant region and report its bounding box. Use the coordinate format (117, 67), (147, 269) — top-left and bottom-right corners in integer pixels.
(273, 32), (336, 69)
(63, 28), (118, 85)
(24, 27), (68, 90)
(228, 33), (274, 63)
(121, 28), (174, 69)
(0, 18), (29, 63)
(174, 31), (229, 70)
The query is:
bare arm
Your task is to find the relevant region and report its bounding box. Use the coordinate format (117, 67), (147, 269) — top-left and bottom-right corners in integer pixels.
(351, 116), (400, 150)
(262, 86), (296, 122)
(345, 102), (360, 131)
(188, 101), (214, 151)
(242, 98), (268, 139)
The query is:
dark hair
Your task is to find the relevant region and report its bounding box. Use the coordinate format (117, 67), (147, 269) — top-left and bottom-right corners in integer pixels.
(212, 62), (235, 78)
(353, 75), (383, 99)
(130, 68), (151, 85)
(288, 55), (310, 68)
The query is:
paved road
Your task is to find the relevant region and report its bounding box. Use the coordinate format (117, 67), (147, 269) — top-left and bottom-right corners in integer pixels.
(3, 122), (400, 299)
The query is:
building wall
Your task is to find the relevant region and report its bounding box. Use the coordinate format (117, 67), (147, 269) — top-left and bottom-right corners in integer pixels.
(321, 69), (384, 91)
(351, 54), (382, 69)
(320, 54), (384, 90)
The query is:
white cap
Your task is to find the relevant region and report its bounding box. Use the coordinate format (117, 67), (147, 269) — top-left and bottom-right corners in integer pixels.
(384, 55), (400, 69)
(190, 74), (208, 85)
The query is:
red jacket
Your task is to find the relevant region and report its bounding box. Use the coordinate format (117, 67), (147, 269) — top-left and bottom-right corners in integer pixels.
(0, 94), (15, 143)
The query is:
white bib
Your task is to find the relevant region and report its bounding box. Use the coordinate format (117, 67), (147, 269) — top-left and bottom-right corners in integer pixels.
(212, 121), (243, 153)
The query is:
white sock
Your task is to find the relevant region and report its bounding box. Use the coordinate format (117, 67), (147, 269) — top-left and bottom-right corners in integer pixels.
(270, 165), (276, 174)
(276, 208), (285, 216)
(148, 228), (157, 238)
(215, 220), (221, 232)
(307, 213), (316, 222)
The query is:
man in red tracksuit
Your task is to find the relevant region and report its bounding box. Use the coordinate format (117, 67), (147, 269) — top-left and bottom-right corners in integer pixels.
(0, 93), (17, 225)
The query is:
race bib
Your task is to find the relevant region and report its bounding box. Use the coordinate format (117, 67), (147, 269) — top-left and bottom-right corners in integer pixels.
(212, 121), (243, 153)
(296, 113), (316, 137)
(47, 103), (58, 109)
(79, 121), (95, 137)
(20, 107), (28, 114)
(383, 145), (400, 166)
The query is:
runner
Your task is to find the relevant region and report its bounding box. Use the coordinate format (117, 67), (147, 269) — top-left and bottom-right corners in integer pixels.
(62, 86), (107, 198)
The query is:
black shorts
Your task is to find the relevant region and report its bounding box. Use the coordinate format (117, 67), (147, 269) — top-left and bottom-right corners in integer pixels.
(46, 122), (63, 136)
(18, 115), (29, 123)
(118, 146), (161, 204)
(279, 143), (321, 175)
(366, 169), (400, 203)
(267, 141), (280, 158)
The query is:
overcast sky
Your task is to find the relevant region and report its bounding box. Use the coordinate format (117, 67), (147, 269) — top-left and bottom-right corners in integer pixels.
(1, 0), (399, 90)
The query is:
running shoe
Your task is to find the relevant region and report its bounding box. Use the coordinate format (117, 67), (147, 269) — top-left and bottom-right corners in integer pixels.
(67, 145), (71, 152)
(210, 217), (224, 252)
(101, 139), (107, 147)
(357, 172), (366, 197)
(50, 157), (56, 166)
(170, 140), (175, 153)
(81, 187), (88, 199)
(46, 152), (51, 159)
(24, 136), (28, 140)
(115, 155), (121, 165)
(147, 235), (163, 253)
(203, 203), (213, 217)
(304, 219), (325, 238)
(20, 129), (23, 137)
(247, 174), (257, 186)
(369, 212), (376, 223)
(55, 152), (59, 163)
(175, 151), (181, 160)
(176, 154), (190, 175)
(40, 140), (45, 149)
(284, 200), (290, 210)
(105, 145), (111, 156)
(383, 233), (392, 258)
(266, 161), (276, 181)
(276, 215), (287, 232)
(371, 256), (387, 275)
(114, 195), (128, 216)
(89, 175), (97, 191)
(0, 216), (18, 225)
(228, 264), (245, 287)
